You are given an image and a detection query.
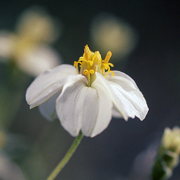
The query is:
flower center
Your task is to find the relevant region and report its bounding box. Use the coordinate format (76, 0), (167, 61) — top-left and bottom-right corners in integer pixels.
(74, 45), (114, 85)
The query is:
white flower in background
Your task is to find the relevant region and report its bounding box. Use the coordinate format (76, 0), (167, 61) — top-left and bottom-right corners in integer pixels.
(152, 127), (180, 180)
(91, 14), (137, 60)
(0, 33), (14, 60)
(0, 8), (60, 76)
(130, 142), (157, 180)
(16, 8), (59, 43)
(0, 153), (26, 180)
(162, 127), (180, 154)
(26, 45), (148, 137)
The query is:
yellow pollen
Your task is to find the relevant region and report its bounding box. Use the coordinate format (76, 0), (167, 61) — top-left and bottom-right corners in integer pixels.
(104, 51), (112, 63)
(83, 69), (89, 75)
(74, 45), (114, 84)
(89, 69), (95, 74)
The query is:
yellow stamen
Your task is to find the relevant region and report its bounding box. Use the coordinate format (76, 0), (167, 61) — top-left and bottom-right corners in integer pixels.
(89, 69), (95, 74)
(74, 45), (114, 85)
(83, 69), (89, 76)
(104, 51), (112, 63)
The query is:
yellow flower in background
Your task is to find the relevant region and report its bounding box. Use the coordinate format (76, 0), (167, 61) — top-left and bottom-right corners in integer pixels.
(162, 127), (180, 154)
(26, 45), (148, 137)
(0, 7), (61, 76)
(91, 13), (137, 61)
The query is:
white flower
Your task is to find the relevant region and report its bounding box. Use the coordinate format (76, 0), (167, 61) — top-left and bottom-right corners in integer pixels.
(0, 8), (60, 76)
(15, 46), (60, 76)
(0, 153), (26, 180)
(16, 7), (59, 43)
(91, 14), (137, 60)
(26, 45), (148, 137)
(0, 32), (15, 60)
(162, 127), (180, 154)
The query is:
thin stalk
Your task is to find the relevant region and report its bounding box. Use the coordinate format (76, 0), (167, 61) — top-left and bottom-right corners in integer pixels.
(47, 132), (84, 180)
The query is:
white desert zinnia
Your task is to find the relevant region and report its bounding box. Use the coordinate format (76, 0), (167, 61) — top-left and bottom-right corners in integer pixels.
(91, 14), (137, 61)
(152, 127), (180, 180)
(162, 127), (180, 154)
(0, 8), (60, 76)
(26, 45), (148, 137)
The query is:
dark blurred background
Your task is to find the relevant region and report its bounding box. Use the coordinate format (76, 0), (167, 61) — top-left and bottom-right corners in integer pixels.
(0, 0), (179, 180)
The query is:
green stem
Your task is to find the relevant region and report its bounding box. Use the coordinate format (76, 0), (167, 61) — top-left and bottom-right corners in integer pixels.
(47, 132), (84, 180)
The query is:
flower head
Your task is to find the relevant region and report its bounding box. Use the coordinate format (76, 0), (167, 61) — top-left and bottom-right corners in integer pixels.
(162, 127), (180, 154)
(152, 127), (180, 180)
(16, 8), (59, 44)
(74, 45), (114, 85)
(0, 8), (60, 76)
(26, 45), (148, 137)
(91, 14), (137, 60)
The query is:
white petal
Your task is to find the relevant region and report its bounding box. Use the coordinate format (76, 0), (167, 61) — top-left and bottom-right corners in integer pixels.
(112, 106), (123, 118)
(39, 93), (58, 121)
(0, 32), (15, 60)
(16, 46), (61, 76)
(108, 71), (149, 120)
(89, 77), (113, 137)
(56, 74), (112, 137)
(95, 72), (148, 120)
(26, 64), (77, 108)
(107, 71), (139, 89)
(93, 73), (128, 118)
(56, 75), (87, 136)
